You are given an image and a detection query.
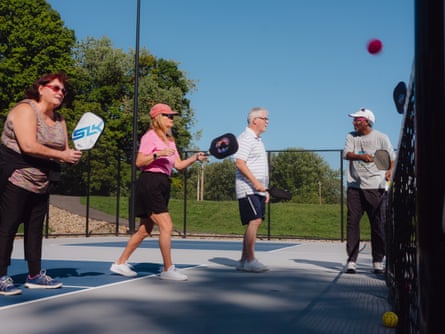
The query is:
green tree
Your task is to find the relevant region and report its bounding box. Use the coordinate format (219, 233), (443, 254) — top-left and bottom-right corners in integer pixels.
(71, 37), (132, 108)
(0, 0), (76, 115)
(184, 150), (341, 204)
(270, 149), (341, 204)
(57, 37), (134, 195)
(58, 37), (197, 195)
(0, 2), (199, 197)
(131, 49), (197, 152)
(203, 159), (236, 201)
(181, 158), (237, 201)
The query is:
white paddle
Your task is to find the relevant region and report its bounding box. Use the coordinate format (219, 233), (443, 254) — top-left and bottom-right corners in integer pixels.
(72, 112), (104, 150)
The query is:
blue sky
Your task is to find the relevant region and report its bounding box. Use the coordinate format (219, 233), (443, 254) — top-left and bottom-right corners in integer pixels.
(47, 0), (414, 166)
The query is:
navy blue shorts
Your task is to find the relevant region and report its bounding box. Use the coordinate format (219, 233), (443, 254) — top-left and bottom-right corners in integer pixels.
(238, 194), (266, 225)
(135, 172), (171, 217)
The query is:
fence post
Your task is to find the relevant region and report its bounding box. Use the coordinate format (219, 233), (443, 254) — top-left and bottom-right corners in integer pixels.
(416, 1), (445, 331)
(182, 151), (188, 238)
(340, 150), (344, 242)
(84, 150), (91, 237)
(267, 151), (271, 240)
(115, 155), (121, 236)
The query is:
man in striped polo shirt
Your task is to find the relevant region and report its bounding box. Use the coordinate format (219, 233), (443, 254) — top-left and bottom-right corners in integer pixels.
(235, 107), (270, 273)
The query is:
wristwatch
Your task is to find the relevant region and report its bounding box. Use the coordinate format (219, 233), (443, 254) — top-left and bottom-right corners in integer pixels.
(153, 153), (157, 160)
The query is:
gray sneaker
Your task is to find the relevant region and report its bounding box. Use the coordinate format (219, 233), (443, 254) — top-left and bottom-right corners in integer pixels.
(236, 260), (245, 271)
(346, 261), (356, 274)
(24, 270), (63, 289)
(0, 275), (22, 296)
(243, 259), (269, 273)
(373, 262), (384, 274)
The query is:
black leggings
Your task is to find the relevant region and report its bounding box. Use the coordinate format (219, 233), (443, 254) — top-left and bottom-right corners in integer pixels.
(0, 182), (48, 277)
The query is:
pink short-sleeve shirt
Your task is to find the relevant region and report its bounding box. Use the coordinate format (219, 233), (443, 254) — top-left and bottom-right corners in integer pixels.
(138, 129), (179, 175)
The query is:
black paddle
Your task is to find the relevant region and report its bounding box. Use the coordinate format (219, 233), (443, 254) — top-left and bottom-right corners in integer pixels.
(393, 81), (407, 115)
(268, 186), (292, 200)
(205, 133), (238, 159)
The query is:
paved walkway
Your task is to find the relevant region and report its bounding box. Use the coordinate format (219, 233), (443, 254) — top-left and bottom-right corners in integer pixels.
(50, 194), (129, 225)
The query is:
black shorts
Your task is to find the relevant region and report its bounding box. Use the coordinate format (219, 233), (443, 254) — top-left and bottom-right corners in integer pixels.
(135, 172), (171, 217)
(238, 194), (266, 225)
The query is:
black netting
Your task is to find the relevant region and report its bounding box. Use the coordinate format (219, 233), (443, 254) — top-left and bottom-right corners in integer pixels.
(385, 75), (419, 333)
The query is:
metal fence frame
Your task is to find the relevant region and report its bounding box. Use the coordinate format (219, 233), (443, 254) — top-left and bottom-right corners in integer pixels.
(43, 149), (347, 240)
(181, 148), (345, 240)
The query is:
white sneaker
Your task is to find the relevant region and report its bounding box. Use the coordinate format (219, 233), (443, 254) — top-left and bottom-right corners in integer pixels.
(236, 260), (245, 271)
(346, 261), (356, 273)
(160, 265), (188, 281)
(110, 263), (137, 277)
(373, 262), (384, 274)
(243, 259), (269, 273)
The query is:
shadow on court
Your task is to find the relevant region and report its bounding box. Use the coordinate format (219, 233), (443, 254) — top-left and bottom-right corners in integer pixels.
(0, 237), (394, 334)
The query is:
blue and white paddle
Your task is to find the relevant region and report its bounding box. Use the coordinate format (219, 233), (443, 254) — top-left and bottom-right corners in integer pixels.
(72, 112), (104, 150)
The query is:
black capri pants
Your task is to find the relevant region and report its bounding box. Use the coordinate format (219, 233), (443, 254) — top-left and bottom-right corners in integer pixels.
(0, 182), (48, 275)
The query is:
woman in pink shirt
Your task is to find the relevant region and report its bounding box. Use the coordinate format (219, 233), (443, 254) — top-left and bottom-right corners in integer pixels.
(111, 103), (205, 280)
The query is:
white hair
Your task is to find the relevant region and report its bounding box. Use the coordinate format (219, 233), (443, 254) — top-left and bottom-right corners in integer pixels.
(247, 107), (268, 124)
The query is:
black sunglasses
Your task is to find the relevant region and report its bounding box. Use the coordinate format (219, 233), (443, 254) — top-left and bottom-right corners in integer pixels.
(162, 114), (175, 120)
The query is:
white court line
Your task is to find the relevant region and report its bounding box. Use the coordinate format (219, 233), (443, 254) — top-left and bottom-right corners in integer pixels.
(181, 263), (208, 270)
(61, 285), (95, 289)
(267, 244), (302, 253)
(0, 264), (205, 311)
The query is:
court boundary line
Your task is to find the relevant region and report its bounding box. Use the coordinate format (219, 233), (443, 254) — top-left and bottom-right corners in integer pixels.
(0, 263), (205, 311)
(268, 244), (302, 253)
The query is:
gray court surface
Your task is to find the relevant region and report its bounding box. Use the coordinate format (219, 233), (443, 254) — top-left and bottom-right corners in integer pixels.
(0, 237), (395, 334)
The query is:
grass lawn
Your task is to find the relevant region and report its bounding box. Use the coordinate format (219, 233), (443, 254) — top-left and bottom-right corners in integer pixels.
(82, 196), (372, 240)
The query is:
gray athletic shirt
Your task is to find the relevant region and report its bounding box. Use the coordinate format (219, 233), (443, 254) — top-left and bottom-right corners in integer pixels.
(343, 129), (396, 189)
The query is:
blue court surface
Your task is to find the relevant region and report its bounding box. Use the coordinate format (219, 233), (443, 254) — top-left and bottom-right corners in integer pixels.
(0, 237), (395, 334)
(67, 239), (297, 251)
(1, 239), (297, 309)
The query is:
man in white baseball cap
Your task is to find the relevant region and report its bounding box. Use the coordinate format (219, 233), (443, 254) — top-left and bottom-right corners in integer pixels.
(343, 107), (395, 274)
(348, 107), (375, 126)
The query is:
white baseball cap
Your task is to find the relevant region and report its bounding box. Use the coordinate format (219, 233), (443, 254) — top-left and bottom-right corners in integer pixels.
(348, 108), (375, 126)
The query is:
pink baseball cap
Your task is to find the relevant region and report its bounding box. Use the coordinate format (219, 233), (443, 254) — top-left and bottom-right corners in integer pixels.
(149, 103), (178, 119)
